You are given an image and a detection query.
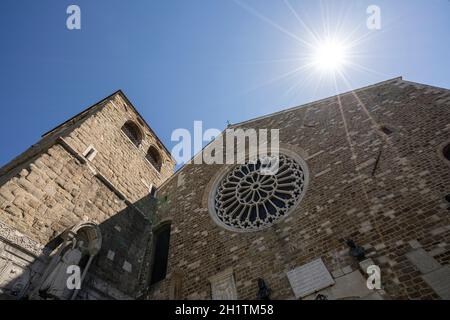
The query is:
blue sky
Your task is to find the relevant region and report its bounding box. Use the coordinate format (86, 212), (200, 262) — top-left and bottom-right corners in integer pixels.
(0, 0), (449, 167)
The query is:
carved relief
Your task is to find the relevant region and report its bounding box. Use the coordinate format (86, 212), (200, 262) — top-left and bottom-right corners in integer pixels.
(0, 262), (31, 298)
(0, 221), (49, 300)
(0, 242), (38, 299)
(208, 151), (309, 232)
(0, 220), (47, 257)
(32, 222), (102, 300)
(209, 268), (237, 300)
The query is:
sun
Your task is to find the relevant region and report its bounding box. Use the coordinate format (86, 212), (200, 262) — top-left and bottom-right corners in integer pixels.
(312, 39), (348, 73)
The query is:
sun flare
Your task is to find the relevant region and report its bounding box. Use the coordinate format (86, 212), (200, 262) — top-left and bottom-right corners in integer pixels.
(312, 39), (348, 73)
(232, 0), (383, 98)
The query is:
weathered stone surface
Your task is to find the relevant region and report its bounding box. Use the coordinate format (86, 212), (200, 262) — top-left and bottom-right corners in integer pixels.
(287, 258), (334, 298)
(0, 91), (174, 299)
(406, 249), (441, 274)
(1, 78), (450, 300)
(422, 266), (450, 300)
(209, 267), (238, 300)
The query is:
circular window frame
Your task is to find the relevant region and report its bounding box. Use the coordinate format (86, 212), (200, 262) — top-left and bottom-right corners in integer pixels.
(207, 148), (310, 233)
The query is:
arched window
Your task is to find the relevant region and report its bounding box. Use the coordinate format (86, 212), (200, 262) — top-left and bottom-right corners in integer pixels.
(146, 146), (162, 172)
(121, 120), (142, 147)
(150, 223), (171, 285)
(443, 143), (450, 162)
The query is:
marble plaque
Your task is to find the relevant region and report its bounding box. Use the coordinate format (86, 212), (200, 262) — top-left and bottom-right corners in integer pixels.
(209, 268), (237, 300)
(287, 258), (335, 298)
(406, 248), (440, 274)
(422, 266), (450, 300)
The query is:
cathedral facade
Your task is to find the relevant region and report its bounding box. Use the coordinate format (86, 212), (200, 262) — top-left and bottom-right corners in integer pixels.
(0, 77), (449, 300)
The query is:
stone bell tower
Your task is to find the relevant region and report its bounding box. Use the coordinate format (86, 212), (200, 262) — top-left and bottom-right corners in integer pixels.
(0, 91), (174, 299)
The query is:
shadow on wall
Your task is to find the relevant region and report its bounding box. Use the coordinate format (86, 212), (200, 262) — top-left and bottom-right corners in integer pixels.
(0, 194), (166, 300)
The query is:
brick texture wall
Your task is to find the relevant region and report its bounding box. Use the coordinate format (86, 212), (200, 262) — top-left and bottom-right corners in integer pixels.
(149, 78), (450, 300)
(1, 78), (449, 300)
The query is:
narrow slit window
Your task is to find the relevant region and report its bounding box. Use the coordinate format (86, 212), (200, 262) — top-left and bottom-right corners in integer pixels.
(150, 223), (171, 285)
(150, 185), (157, 197)
(443, 143), (450, 162)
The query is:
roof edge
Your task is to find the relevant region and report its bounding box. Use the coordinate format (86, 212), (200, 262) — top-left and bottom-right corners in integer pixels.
(229, 76), (403, 129)
(116, 90), (174, 161)
(155, 76), (406, 192)
(41, 90), (174, 162)
(41, 90), (121, 138)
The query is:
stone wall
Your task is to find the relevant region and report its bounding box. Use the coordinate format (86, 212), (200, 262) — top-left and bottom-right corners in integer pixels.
(1, 79), (449, 300)
(149, 78), (450, 300)
(62, 93), (174, 202)
(0, 92), (174, 299)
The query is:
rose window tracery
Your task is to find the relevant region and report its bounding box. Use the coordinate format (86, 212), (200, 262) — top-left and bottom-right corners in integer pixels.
(212, 154), (308, 232)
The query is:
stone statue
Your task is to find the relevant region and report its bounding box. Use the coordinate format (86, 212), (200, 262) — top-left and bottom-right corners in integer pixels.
(256, 278), (271, 300)
(346, 239), (366, 261)
(39, 239), (85, 299)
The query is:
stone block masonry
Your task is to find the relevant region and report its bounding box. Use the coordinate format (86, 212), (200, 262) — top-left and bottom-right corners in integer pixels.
(0, 91), (174, 299)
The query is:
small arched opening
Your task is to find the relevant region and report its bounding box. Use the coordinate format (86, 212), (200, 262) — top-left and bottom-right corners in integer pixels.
(122, 120), (143, 147)
(146, 146), (163, 172)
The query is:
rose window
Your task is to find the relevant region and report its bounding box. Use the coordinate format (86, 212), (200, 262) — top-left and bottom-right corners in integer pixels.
(211, 153), (308, 232)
